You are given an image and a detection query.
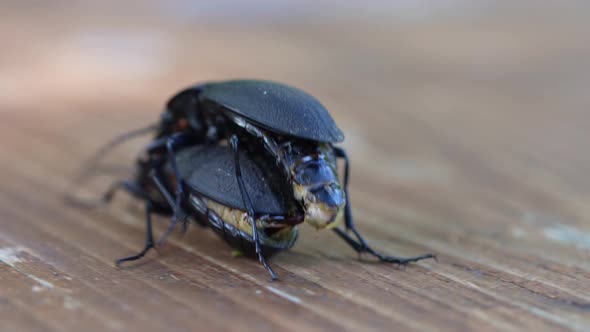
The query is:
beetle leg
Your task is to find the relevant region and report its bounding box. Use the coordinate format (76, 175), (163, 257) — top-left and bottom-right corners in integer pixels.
(230, 135), (279, 281)
(333, 146), (369, 246)
(166, 133), (194, 211)
(333, 148), (353, 229)
(70, 123), (158, 185)
(110, 177), (173, 214)
(230, 116), (291, 180)
(333, 228), (435, 265)
(166, 133), (188, 217)
(333, 146), (371, 247)
(116, 203), (157, 266)
(145, 133), (195, 235)
(150, 169), (189, 245)
(64, 124), (158, 207)
(65, 179), (142, 209)
(332, 147), (436, 266)
(65, 179), (171, 214)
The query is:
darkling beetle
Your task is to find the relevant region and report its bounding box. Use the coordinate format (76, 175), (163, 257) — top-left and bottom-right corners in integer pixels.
(70, 79), (435, 280)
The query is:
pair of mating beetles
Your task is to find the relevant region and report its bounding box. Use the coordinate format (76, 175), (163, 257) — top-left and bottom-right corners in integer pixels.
(73, 80), (434, 280)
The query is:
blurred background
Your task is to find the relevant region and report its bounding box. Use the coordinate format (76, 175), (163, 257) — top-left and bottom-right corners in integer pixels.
(2, 1), (590, 331)
(4, 1), (590, 113)
(4, 0), (590, 235)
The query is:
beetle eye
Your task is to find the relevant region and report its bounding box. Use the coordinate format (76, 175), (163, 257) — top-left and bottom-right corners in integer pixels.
(295, 160), (335, 185)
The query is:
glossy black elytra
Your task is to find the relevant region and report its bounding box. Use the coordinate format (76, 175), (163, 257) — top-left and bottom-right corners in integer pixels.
(68, 80), (435, 280)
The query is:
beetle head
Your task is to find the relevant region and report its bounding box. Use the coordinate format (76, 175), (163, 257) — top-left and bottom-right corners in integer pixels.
(293, 156), (345, 229)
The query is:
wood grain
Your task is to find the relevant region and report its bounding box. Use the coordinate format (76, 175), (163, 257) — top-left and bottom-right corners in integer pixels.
(1, 3), (589, 331)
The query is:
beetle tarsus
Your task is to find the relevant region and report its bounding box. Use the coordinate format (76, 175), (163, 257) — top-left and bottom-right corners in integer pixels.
(258, 249), (279, 281)
(157, 211), (191, 245)
(157, 216), (180, 246)
(364, 246), (436, 265)
(116, 203), (157, 266)
(333, 228), (435, 266)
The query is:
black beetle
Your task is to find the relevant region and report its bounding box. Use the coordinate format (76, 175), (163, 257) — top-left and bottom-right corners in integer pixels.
(174, 145), (303, 257)
(94, 144), (304, 279)
(70, 79), (435, 280)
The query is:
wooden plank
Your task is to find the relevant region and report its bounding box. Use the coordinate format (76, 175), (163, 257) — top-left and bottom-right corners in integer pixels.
(1, 3), (590, 331)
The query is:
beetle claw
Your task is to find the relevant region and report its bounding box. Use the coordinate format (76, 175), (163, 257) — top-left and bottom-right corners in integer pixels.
(158, 209), (188, 246)
(376, 252), (437, 266)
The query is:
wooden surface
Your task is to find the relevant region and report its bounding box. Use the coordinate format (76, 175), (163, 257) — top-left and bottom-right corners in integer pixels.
(2, 3), (590, 332)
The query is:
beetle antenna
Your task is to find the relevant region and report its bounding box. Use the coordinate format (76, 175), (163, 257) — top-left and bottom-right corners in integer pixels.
(64, 123), (158, 207)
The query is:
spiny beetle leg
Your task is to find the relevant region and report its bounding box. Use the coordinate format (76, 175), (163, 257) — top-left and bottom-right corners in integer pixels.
(230, 135), (278, 281)
(116, 203), (157, 266)
(333, 228), (436, 266)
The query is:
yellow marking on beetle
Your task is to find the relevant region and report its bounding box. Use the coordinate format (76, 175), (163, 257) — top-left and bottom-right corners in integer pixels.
(203, 198), (297, 246)
(326, 208), (344, 230)
(204, 199), (260, 235)
(231, 250), (244, 257)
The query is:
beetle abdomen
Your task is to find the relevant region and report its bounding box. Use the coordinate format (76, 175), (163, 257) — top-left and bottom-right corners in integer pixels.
(189, 194), (298, 256)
